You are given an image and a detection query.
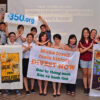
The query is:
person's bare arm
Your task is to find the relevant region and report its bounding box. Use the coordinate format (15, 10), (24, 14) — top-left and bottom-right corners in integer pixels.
(15, 32), (26, 42)
(80, 42), (86, 49)
(79, 44), (93, 54)
(20, 35), (26, 42)
(15, 33), (21, 40)
(61, 44), (66, 50)
(87, 49), (93, 52)
(79, 41), (93, 53)
(39, 16), (50, 31)
(5, 23), (9, 37)
(64, 45), (72, 51)
(0, 12), (5, 22)
(23, 46), (32, 53)
(80, 41), (93, 52)
(34, 37), (49, 45)
(75, 46), (79, 51)
(95, 38), (100, 43)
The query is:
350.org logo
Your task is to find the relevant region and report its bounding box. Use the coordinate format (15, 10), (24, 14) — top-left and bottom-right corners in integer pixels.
(8, 13), (35, 24)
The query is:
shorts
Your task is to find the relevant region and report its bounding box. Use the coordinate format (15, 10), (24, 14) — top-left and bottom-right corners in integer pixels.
(80, 60), (92, 68)
(23, 58), (29, 77)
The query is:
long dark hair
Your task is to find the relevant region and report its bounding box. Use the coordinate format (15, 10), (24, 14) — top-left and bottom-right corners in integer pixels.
(39, 32), (47, 42)
(80, 27), (92, 44)
(67, 34), (77, 45)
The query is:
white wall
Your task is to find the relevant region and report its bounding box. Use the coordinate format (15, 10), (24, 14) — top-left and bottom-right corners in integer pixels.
(8, 0), (100, 44)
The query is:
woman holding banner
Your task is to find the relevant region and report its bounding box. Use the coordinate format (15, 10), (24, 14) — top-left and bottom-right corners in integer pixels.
(51, 34), (64, 97)
(78, 27), (93, 94)
(22, 33), (35, 95)
(64, 34), (78, 96)
(37, 32), (51, 96)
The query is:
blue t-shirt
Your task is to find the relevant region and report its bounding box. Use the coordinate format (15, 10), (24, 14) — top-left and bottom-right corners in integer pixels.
(46, 30), (51, 41)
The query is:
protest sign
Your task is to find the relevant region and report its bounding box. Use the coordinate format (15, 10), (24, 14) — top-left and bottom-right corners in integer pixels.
(27, 45), (80, 84)
(0, 45), (23, 89)
(90, 44), (100, 96)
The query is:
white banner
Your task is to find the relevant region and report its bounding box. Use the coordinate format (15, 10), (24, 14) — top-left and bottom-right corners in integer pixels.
(27, 45), (80, 84)
(89, 44), (100, 96)
(4, 13), (38, 26)
(0, 45), (23, 89)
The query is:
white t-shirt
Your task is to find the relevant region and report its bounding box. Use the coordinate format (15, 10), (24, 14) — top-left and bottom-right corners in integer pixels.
(15, 33), (26, 44)
(23, 42), (34, 59)
(7, 41), (19, 45)
(34, 34), (39, 41)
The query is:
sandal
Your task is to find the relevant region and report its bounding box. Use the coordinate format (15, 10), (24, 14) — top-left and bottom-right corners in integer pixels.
(71, 92), (75, 96)
(67, 91), (71, 95)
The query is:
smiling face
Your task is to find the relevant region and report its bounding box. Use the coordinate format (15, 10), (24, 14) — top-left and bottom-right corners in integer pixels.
(31, 30), (37, 36)
(41, 34), (47, 42)
(18, 27), (24, 33)
(0, 24), (6, 31)
(69, 37), (76, 45)
(9, 34), (16, 43)
(41, 26), (46, 32)
(91, 30), (97, 39)
(54, 37), (61, 45)
(27, 35), (33, 43)
(83, 30), (90, 39)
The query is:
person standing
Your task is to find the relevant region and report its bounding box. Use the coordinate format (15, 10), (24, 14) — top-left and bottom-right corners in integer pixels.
(15, 25), (26, 44)
(39, 16), (51, 41)
(78, 27), (93, 94)
(51, 34), (64, 97)
(22, 33), (35, 95)
(64, 34), (78, 96)
(37, 32), (51, 96)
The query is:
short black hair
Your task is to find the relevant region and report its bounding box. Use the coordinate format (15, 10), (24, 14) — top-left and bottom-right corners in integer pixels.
(0, 22), (6, 25)
(40, 24), (46, 29)
(91, 29), (97, 34)
(68, 34), (77, 45)
(26, 33), (34, 38)
(17, 24), (24, 30)
(31, 27), (37, 32)
(9, 32), (16, 37)
(53, 34), (61, 40)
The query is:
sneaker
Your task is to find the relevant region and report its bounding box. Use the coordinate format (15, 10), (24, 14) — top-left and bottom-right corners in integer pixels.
(31, 89), (36, 93)
(0, 90), (2, 94)
(26, 91), (30, 95)
(3, 90), (10, 95)
(16, 90), (21, 95)
(87, 88), (90, 94)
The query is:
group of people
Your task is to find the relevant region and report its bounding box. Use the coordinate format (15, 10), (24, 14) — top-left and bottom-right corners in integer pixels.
(0, 12), (100, 97)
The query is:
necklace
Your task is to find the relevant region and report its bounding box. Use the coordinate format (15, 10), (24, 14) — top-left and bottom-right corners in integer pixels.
(68, 44), (76, 49)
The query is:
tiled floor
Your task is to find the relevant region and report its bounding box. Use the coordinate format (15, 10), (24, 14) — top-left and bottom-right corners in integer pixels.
(0, 86), (100, 100)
